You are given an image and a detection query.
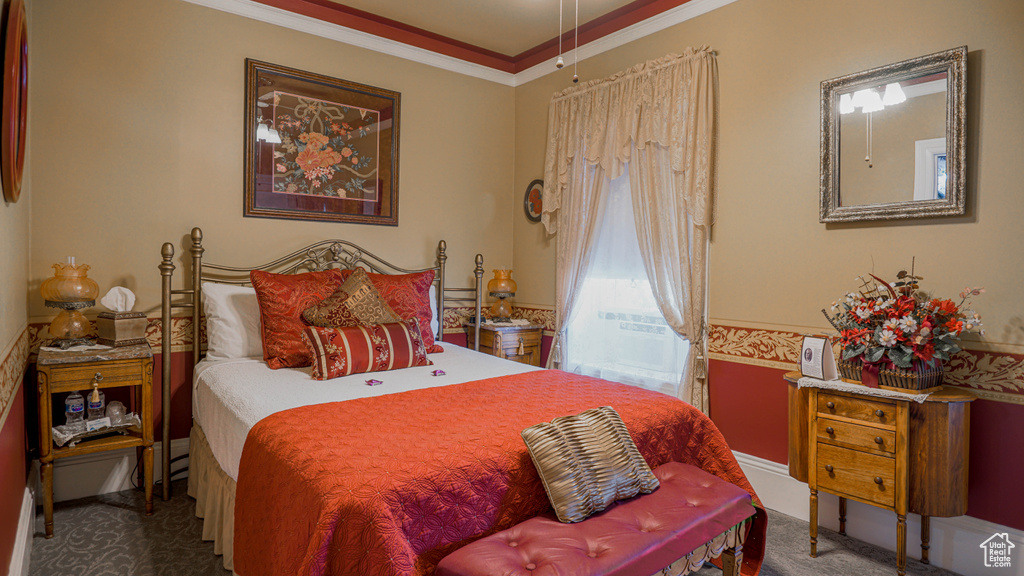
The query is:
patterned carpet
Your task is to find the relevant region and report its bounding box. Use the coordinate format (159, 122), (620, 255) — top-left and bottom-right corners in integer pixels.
(29, 480), (960, 576)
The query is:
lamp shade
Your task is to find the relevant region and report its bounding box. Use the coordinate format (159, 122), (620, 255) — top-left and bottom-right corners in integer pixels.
(40, 261), (99, 303)
(850, 89), (873, 109)
(41, 259), (99, 341)
(839, 93), (855, 114)
(487, 269), (517, 297)
(860, 90), (885, 113)
(882, 82), (907, 106)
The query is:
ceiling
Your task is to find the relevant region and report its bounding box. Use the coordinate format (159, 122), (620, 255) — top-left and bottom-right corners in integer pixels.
(327, 0), (640, 57)
(253, 0), (699, 73)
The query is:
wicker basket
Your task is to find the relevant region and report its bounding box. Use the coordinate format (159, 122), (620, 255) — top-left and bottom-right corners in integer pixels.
(837, 357), (864, 384)
(877, 359), (945, 394)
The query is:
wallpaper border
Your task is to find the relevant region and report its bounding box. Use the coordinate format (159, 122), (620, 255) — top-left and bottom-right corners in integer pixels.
(0, 327), (30, 432)
(708, 324), (1024, 405)
(27, 313), (1021, 404)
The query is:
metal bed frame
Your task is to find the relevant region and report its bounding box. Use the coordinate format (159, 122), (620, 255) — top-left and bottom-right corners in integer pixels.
(157, 227), (483, 500)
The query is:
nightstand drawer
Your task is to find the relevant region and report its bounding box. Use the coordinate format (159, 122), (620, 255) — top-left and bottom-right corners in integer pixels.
(817, 443), (896, 508)
(818, 392), (895, 428)
(47, 361), (143, 393)
(817, 418), (895, 454)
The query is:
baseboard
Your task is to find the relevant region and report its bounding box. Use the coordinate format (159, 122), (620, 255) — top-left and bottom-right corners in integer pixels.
(734, 451), (1024, 576)
(32, 437), (190, 504)
(7, 482), (33, 576)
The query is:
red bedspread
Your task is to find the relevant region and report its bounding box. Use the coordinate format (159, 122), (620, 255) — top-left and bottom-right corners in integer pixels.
(234, 370), (766, 576)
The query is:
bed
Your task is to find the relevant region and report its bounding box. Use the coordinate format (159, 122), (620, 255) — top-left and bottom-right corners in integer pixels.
(158, 228), (766, 576)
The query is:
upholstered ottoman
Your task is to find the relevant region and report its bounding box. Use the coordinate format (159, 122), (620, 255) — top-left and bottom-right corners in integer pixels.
(436, 462), (755, 576)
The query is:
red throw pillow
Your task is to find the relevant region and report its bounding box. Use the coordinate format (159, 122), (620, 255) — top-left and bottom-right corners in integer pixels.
(301, 319), (433, 380)
(366, 270), (442, 353)
(250, 268), (350, 369)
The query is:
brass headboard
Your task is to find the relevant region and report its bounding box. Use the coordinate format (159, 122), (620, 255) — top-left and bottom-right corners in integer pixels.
(157, 227), (483, 500)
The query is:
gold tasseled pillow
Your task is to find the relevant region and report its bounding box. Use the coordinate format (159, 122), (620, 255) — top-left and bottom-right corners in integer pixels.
(302, 267), (401, 328)
(521, 406), (659, 523)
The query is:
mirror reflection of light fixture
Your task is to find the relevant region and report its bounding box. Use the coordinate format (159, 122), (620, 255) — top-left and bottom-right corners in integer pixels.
(860, 90), (885, 113)
(839, 93), (855, 114)
(882, 82), (907, 105)
(256, 118), (281, 144)
(850, 89), (873, 109)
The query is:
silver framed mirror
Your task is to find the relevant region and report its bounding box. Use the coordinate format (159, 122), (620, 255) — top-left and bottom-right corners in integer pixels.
(820, 46), (966, 223)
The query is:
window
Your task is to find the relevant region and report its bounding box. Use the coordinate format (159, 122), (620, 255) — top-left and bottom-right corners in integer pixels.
(564, 170), (689, 396)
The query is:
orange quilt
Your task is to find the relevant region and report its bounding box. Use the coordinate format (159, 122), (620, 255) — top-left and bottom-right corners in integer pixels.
(234, 370), (766, 576)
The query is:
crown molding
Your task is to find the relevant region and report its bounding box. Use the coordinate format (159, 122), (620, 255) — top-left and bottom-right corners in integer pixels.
(180, 0), (517, 85)
(180, 0), (738, 87)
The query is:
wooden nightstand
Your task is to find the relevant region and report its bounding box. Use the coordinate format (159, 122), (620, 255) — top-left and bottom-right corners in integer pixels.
(784, 372), (974, 576)
(466, 323), (542, 366)
(36, 344), (154, 538)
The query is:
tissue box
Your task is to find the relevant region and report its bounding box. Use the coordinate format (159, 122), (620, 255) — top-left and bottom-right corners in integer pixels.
(96, 312), (148, 347)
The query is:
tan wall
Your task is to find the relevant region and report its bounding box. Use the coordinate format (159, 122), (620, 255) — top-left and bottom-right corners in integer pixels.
(840, 91), (946, 205)
(28, 0), (514, 320)
(513, 0), (1024, 350)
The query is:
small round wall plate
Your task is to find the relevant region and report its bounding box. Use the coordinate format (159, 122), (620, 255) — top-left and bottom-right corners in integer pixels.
(523, 179), (543, 223)
(1, 0), (27, 204)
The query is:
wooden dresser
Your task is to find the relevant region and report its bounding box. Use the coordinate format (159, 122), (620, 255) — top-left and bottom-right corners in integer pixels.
(784, 372), (974, 576)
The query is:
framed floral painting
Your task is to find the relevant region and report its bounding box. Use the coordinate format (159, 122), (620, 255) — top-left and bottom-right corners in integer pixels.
(244, 59), (401, 225)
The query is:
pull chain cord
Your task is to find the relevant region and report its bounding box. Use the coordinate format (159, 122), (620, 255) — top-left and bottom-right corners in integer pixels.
(865, 112), (873, 168)
(555, 0), (564, 69)
(572, 0), (579, 82)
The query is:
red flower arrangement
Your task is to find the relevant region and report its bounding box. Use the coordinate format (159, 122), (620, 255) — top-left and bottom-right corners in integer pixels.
(825, 270), (983, 369)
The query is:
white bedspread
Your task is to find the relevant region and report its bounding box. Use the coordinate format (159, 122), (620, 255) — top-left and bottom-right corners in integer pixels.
(193, 342), (542, 480)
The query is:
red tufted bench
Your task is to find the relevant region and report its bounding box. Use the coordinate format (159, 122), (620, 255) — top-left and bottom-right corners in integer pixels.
(436, 462), (755, 576)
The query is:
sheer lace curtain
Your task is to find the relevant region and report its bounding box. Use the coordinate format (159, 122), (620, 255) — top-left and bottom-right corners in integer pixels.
(542, 47), (717, 411)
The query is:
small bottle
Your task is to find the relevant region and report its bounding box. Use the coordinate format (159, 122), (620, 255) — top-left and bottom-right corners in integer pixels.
(87, 385), (105, 421)
(65, 391), (85, 432)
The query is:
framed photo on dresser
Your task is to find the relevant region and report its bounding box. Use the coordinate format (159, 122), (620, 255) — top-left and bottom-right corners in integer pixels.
(243, 59), (401, 226)
(800, 335), (838, 381)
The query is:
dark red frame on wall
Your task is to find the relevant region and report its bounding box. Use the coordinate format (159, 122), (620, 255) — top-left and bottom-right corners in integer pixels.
(1, 0), (27, 204)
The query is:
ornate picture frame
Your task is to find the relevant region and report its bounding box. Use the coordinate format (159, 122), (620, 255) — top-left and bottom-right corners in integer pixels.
(2, 0), (27, 204)
(244, 59), (401, 226)
(523, 179), (543, 223)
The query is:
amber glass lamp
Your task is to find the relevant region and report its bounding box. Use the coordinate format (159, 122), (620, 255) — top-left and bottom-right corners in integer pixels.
(40, 257), (99, 347)
(487, 269), (517, 322)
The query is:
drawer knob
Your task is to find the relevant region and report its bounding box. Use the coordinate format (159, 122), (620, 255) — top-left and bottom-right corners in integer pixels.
(874, 477), (884, 485)
(826, 401), (835, 409)
(875, 409), (885, 418)
(825, 426), (834, 435)
(874, 436), (884, 445)
(93, 372), (104, 383)
(824, 464), (834, 473)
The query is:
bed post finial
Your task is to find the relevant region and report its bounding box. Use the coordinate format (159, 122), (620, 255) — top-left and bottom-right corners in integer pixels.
(436, 241), (447, 342)
(473, 254), (483, 352)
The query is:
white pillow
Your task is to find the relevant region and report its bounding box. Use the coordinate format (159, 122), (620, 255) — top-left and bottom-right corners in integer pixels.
(429, 284), (439, 337)
(202, 282), (263, 360)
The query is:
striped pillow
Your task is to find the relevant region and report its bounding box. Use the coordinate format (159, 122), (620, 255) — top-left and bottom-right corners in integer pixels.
(521, 406), (659, 523)
(301, 318), (432, 380)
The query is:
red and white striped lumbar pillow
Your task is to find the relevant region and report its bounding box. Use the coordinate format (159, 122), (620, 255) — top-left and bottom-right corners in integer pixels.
(301, 318), (432, 380)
